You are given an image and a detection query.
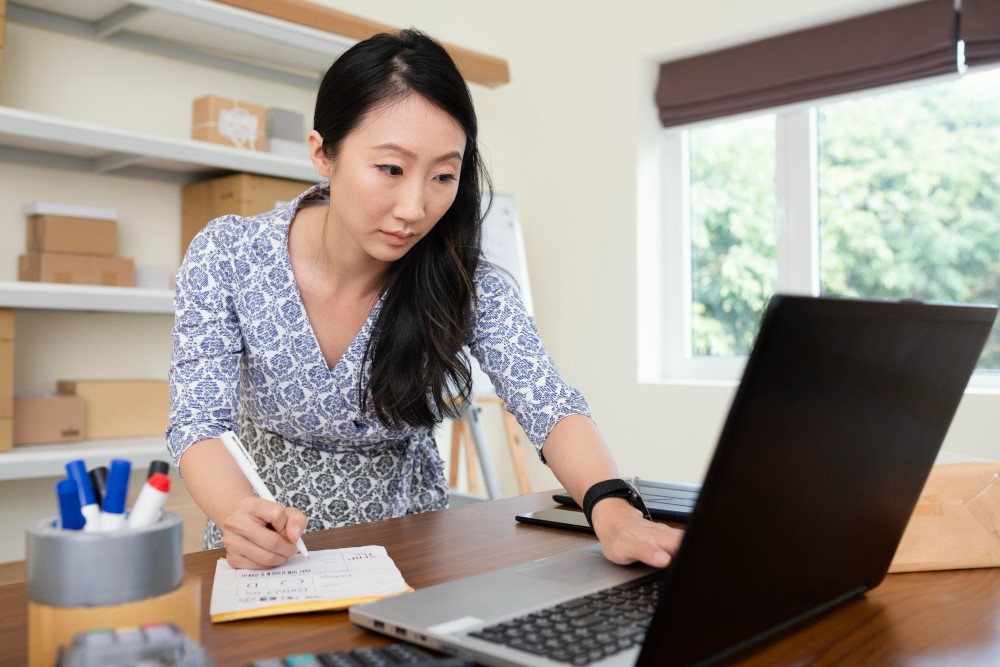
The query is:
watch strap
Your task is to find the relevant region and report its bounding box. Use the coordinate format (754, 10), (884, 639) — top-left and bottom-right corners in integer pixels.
(582, 478), (653, 527)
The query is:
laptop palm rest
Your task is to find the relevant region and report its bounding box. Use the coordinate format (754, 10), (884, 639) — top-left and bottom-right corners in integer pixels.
(352, 543), (657, 630)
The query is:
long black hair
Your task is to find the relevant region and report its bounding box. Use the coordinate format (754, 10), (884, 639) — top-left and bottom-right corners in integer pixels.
(314, 29), (492, 429)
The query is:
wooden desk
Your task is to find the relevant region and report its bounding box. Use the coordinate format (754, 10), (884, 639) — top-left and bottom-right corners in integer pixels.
(2, 491), (999, 666)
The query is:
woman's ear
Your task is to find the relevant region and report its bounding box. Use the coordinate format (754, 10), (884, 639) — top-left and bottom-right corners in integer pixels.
(308, 130), (332, 179)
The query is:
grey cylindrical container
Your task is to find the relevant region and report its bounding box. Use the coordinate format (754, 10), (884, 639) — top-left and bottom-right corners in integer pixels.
(26, 511), (183, 607)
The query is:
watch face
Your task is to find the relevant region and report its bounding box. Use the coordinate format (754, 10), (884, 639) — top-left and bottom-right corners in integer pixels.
(624, 483), (654, 521)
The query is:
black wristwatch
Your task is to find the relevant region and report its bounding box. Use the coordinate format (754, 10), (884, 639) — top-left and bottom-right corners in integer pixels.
(582, 479), (653, 528)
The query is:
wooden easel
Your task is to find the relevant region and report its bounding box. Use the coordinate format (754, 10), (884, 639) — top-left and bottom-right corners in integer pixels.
(448, 397), (532, 496)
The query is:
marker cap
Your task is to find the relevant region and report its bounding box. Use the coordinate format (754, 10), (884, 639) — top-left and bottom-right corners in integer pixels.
(147, 472), (171, 493)
(147, 460), (170, 479)
(65, 460), (97, 507)
(89, 466), (108, 506)
(56, 479), (86, 530)
(102, 459), (132, 514)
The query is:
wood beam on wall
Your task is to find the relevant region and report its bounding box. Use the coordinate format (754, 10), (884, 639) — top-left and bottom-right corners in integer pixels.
(215, 0), (511, 87)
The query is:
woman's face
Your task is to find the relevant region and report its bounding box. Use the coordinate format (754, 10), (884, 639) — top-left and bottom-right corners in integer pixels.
(311, 93), (467, 266)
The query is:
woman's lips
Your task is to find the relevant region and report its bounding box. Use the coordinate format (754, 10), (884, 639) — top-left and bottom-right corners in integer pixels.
(381, 230), (414, 246)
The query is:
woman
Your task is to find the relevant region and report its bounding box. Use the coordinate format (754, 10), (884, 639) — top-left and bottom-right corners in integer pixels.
(167, 29), (681, 570)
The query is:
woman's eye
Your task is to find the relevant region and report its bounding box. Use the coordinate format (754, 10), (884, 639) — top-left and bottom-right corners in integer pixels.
(377, 164), (403, 176)
(435, 173), (457, 183)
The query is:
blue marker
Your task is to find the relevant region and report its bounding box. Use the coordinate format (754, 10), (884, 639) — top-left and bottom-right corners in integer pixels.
(100, 459), (132, 531)
(56, 478), (86, 531)
(66, 460), (101, 532)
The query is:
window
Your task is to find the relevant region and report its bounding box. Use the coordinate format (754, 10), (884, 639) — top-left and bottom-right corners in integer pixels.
(660, 67), (1000, 384)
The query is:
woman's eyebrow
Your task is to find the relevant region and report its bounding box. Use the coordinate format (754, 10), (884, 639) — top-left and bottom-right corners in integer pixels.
(372, 143), (463, 163)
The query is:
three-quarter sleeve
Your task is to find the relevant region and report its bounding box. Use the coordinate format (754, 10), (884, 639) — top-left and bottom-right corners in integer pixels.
(467, 265), (591, 458)
(166, 217), (245, 466)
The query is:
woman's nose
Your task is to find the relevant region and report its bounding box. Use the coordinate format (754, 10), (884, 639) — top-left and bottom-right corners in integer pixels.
(393, 182), (426, 224)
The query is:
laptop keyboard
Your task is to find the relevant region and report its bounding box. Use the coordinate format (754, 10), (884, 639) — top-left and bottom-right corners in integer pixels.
(468, 575), (659, 665)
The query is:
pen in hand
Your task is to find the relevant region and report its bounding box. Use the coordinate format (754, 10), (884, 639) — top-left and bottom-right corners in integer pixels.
(219, 430), (309, 558)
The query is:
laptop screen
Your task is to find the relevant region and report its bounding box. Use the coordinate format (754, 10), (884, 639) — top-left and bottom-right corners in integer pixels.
(640, 295), (996, 666)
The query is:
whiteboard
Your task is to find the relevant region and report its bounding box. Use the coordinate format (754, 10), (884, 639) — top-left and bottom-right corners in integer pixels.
(470, 193), (532, 397)
(481, 193), (533, 314)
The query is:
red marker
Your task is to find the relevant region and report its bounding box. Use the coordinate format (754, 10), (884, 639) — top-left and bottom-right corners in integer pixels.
(126, 473), (171, 529)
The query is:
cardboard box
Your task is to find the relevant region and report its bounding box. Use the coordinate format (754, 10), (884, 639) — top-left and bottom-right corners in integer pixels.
(13, 396), (85, 445)
(889, 460), (1000, 573)
(27, 215), (116, 256)
(0, 417), (11, 453)
(22, 201), (117, 220)
(192, 95), (266, 150)
(19, 253), (135, 287)
(181, 173), (313, 259)
(56, 380), (168, 438)
(0, 309), (11, 422)
(0, 307), (12, 340)
(0, 339), (11, 419)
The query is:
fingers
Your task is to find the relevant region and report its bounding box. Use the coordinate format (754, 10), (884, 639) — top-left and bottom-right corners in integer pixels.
(221, 497), (305, 569)
(598, 510), (684, 567)
(599, 518), (685, 569)
(270, 506), (308, 545)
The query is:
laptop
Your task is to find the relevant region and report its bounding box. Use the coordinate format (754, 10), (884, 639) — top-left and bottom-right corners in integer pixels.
(351, 295), (997, 667)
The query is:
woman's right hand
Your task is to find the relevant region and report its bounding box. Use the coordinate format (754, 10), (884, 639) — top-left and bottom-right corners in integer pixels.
(220, 496), (308, 569)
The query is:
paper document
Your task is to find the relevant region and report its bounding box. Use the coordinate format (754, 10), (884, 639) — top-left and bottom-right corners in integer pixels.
(209, 546), (413, 623)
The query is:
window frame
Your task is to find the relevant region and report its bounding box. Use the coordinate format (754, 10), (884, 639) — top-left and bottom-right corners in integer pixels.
(654, 73), (1000, 388)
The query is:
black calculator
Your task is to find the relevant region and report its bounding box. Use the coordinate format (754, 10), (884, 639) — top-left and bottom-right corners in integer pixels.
(249, 643), (473, 667)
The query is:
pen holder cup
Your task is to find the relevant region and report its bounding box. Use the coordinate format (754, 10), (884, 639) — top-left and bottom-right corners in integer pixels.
(24, 511), (201, 667)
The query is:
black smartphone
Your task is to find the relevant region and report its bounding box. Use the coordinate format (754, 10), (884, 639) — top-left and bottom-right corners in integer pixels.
(514, 508), (595, 534)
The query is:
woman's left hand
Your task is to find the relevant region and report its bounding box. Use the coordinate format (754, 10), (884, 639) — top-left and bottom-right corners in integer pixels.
(590, 498), (684, 568)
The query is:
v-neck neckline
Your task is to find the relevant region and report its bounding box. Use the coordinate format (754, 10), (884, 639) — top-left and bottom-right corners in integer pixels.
(281, 186), (384, 374)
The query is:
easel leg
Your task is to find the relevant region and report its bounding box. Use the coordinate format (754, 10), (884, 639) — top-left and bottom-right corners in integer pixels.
(501, 410), (532, 495)
(448, 418), (462, 489)
(462, 418), (482, 495)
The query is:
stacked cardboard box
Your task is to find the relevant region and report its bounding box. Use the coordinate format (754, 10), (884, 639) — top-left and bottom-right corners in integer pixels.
(0, 309), (12, 451)
(192, 95), (266, 150)
(56, 380), (169, 439)
(0, 0), (6, 100)
(181, 173), (314, 260)
(13, 395), (85, 446)
(18, 202), (135, 286)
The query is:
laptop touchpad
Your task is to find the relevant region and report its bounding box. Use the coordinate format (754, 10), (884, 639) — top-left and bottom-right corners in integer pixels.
(518, 553), (622, 586)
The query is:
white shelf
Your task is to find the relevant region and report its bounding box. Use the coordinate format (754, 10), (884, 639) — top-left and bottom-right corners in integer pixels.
(9, 0), (357, 88)
(0, 436), (167, 481)
(0, 281), (173, 314)
(0, 106), (317, 184)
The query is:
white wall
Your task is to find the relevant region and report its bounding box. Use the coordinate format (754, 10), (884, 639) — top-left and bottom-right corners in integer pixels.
(2, 0), (999, 562)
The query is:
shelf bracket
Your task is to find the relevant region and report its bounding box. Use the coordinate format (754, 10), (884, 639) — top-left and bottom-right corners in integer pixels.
(95, 5), (151, 40)
(94, 151), (147, 174)
(8, 2), (323, 89)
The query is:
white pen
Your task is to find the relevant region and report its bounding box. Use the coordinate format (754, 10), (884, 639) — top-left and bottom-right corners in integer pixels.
(219, 430), (309, 558)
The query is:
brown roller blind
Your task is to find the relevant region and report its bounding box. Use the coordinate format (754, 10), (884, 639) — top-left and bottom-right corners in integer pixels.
(656, 0), (958, 128)
(962, 0), (1000, 67)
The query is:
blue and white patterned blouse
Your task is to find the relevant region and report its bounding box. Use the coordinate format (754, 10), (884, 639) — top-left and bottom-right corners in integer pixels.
(166, 183), (590, 468)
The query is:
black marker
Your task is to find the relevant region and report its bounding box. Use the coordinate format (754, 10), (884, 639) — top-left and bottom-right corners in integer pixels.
(88, 466), (108, 507)
(147, 460), (170, 480)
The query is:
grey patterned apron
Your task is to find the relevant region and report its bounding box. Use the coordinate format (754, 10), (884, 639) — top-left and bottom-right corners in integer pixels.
(202, 416), (450, 549)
